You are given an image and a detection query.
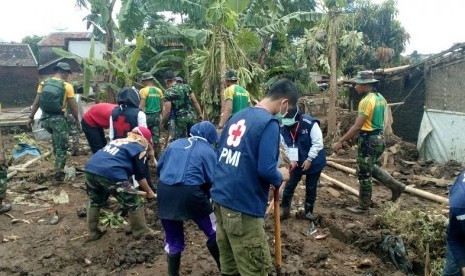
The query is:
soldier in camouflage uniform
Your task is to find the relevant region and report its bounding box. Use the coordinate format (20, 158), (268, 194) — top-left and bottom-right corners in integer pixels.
(67, 112), (81, 156)
(0, 131), (12, 214)
(84, 126), (156, 241)
(332, 71), (405, 213)
(161, 70), (203, 139)
(27, 62), (81, 184)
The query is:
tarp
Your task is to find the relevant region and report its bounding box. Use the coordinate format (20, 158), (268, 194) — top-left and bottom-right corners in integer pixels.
(417, 109), (465, 164)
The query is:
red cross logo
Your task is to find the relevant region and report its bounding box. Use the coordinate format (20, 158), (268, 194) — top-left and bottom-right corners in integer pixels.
(113, 116), (130, 138)
(227, 119), (246, 147)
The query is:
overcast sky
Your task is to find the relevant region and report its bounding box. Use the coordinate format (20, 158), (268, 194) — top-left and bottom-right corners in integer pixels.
(1, 0), (464, 55)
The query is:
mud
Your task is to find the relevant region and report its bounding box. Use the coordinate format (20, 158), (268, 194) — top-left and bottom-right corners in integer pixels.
(0, 130), (452, 276)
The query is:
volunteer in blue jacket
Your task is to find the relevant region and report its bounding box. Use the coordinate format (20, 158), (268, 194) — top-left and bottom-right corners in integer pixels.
(211, 79), (297, 276)
(157, 121), (220, 276)
(280, 106), (326, 220)
(84, 126), (156, 241)
(443, 170), (465, 276)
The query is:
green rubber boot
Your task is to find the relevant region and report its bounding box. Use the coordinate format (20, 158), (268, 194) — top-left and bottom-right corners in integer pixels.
(87, 206), (105, 241)
(372, 165), (406, 201)
(128, 207), (155, 239)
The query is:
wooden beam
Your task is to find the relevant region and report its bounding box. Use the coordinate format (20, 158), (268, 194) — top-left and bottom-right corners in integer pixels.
(326, 161), (449, 205)
(321, 173), (359, 196)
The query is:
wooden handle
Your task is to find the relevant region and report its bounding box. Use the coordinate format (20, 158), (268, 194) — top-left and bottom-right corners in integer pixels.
(273, 187), (282, 272)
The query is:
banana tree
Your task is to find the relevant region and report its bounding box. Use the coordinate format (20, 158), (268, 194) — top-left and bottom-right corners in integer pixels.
(296, 0), (363, 137)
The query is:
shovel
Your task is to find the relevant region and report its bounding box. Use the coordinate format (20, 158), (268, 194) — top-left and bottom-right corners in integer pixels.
(273, 186), (282, 275)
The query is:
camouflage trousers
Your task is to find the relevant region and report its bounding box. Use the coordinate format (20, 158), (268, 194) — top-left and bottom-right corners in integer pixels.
(175, 113), (197, 139)
(0, 165), (7, 200)
(146, 112), (161, 145)
(42, 115), (68, 173)
(356, 131), (386, 203)
(85, 173), (143, 211)
(67, 114), (80, 151)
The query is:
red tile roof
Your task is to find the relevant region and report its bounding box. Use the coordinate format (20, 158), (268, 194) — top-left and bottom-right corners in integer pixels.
(38, 32), (91, 47)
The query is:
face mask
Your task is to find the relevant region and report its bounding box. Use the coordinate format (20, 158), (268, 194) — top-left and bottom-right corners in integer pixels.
(275, 100), (289, 124)
(282, 108), (298, 126)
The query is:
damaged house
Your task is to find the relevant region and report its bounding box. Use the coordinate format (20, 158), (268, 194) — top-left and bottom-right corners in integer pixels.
(350, 42), (465, 164)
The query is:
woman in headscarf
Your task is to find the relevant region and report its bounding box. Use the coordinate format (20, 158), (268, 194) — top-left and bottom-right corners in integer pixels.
(156, 121), (220, 276)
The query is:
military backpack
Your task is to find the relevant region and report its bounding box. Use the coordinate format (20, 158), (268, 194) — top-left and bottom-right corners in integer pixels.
(39, 78), (65, 114)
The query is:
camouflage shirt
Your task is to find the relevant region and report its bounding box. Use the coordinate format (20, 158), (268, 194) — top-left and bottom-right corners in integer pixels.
(164, 83), (196, 118)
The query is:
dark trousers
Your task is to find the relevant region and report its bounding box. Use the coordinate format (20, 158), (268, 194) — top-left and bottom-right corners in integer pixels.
(81, 120), (107, 154)
(282, 166), (322, 214)
(161, 213), (216, 255)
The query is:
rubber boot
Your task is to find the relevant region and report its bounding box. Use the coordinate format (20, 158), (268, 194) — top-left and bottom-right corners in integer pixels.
(128, 207), (155, 239)
(53, 171), (65, 185)
(280, 206), (291, 220)
(0, 200), (12, 214)
(347, 186), (371, 214)
(167, 253), (181, 276)
(87, 206), (105, 241)
(206, 241), (221, 271)
(372, 165), (406, 201)
(280, 195), (291, 220)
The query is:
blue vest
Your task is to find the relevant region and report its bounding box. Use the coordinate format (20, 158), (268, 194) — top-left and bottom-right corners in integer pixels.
(211, 107), (279, 217)
(85, 141), (145, 181)
(111, 106), (139, 139)
(281, 114), (326, 174)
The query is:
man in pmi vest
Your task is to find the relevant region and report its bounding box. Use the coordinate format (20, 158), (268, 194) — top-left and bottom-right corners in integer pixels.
(211, 79), (298, 275)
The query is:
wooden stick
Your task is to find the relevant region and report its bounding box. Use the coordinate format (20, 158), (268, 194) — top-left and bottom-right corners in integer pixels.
(321, 173), (359, 196)
(70, 233), (89, 241)
(273, 188), (282, 275)
(24, 207), (53, 215)
(7, 151), (52, 180)
(326, 161), (449, 205)
(326, 157), (357, 163)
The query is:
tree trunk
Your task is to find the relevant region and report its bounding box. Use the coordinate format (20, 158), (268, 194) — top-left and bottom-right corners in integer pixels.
(258, 35), (272, 68)
(327, 18), (338, 136)
(219, 39), (227, 117)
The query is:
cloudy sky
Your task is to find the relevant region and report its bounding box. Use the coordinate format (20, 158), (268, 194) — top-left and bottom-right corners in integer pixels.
(1, 0), (464, 55)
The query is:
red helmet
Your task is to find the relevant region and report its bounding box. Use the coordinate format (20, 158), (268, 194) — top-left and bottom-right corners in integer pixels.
(132, 126), (152, 145)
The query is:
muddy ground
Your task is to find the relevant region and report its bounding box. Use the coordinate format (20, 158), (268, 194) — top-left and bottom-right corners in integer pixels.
(0, 126), (456, 276)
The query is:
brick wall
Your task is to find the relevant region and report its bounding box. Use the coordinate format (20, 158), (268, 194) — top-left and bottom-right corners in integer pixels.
(426, 60), (465, 113)
(0, 66), (38, 107)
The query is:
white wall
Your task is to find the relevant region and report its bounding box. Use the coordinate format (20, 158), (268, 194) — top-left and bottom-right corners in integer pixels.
(68, 40), (104, 59)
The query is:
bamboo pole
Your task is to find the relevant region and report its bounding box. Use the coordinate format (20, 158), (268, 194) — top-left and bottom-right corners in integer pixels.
(321, 173), (359, 196)
(7, 151), (52, 180)
(327, 157), (357, 164)
(326, 161), (449, 205)
(273, 188), (282, 275)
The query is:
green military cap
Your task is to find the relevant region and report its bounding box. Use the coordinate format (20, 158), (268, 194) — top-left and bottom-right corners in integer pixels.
(54, 62), (72, 73)
(224, 69), (238, 81)
(141, 72), (155, 81)
(351, 70), (378, 84)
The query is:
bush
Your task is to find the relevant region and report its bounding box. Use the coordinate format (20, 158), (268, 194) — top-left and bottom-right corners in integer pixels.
(379, 203), (447, 276)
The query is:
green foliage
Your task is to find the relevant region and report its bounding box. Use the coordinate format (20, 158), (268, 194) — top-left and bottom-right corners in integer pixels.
(100, 210), (127, 228)
(21, 35), (44, 62)
(380, 203), (447, 275)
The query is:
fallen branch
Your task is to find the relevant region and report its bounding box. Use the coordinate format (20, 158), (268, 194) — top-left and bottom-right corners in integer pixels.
(326, 161), (449, 205)
(321, 173), (359, 196)
(7, 151), (52, 180)
(24, 207), (53, 215)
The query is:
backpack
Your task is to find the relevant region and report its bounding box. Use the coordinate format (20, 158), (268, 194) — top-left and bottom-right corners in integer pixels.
(39, 78), (65, 114)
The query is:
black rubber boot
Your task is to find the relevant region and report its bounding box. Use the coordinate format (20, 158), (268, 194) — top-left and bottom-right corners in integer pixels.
(347, 186), (371, 214)
(206, 241), (221, 271)
(0, 203), (12, 214)
(280, 195), (292, 220)
(372, 165), (406, 201)
(87, 206), (105, 241)
(167, 253), (181, 276)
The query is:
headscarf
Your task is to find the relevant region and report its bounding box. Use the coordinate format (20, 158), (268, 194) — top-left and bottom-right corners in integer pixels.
(185, 121), (218, 148)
